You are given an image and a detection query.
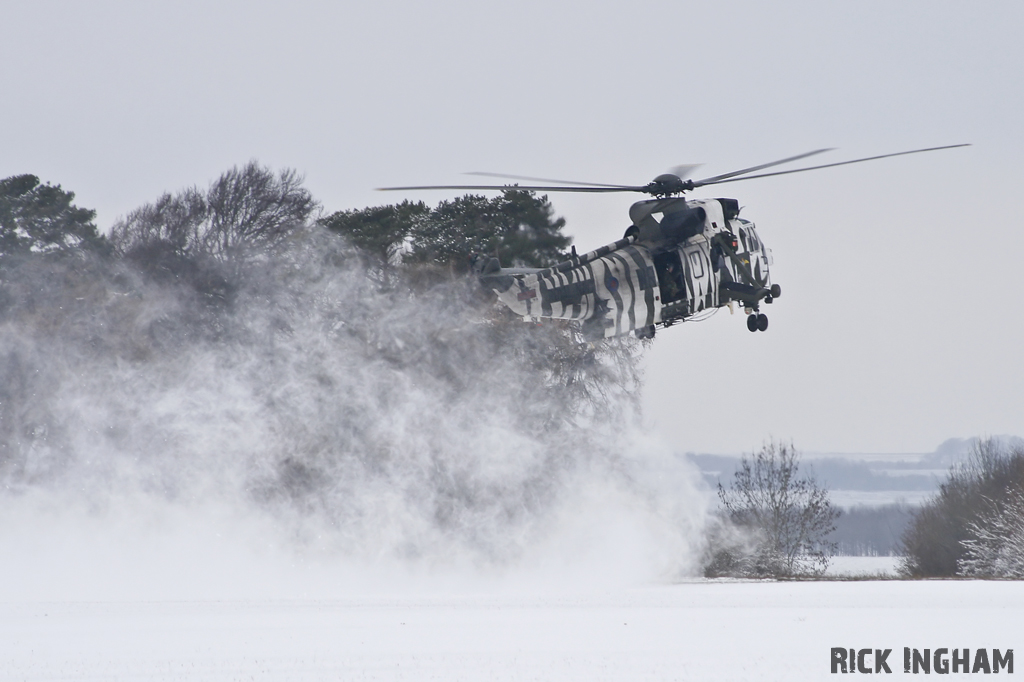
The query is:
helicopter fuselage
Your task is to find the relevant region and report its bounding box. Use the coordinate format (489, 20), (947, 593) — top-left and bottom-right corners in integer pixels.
(481, 197), (777, 339)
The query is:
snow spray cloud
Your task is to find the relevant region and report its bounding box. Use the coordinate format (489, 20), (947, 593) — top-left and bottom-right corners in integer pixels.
(0, 231), (707, 591)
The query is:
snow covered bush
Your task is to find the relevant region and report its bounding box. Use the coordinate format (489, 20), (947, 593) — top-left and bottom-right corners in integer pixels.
(900, 440), (1024, 578)
(959, 486), (1024, 578)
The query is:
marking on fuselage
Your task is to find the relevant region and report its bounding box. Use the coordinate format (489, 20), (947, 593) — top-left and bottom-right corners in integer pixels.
(607, 251), (637, 333)
(601, 258), (626, 336)
(623, 245), (657, 328)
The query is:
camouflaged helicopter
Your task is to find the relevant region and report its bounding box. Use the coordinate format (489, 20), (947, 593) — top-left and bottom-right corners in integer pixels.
(381, 145), (967, 340)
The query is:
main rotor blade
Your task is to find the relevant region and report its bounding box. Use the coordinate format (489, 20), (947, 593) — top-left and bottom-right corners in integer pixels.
(464, 171), (635, 189)
(377, 184), (647, 193)
(692, 144), (971, 188)
(694, 149), (834, 185)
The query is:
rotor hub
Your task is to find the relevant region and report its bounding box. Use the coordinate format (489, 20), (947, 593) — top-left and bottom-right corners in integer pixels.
(645, 173), (696, 196)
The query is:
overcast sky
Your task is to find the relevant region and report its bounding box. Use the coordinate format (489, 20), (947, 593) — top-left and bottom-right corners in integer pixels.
(2, 0), (1021, 455)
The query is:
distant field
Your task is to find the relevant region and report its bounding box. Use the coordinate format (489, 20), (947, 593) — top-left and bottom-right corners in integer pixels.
(829, 490), (934, 507)
(825, 555), (901, 576)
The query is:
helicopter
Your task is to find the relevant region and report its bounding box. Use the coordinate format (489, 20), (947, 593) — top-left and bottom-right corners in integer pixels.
(380, 144), (968, 340)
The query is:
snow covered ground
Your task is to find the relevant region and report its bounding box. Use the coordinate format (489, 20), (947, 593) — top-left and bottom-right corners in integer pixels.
(4, 579), (1021, 681)
(0, 460), (1010, 680)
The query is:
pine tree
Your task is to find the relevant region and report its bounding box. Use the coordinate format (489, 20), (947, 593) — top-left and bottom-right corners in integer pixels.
(0, 174), (105, 258)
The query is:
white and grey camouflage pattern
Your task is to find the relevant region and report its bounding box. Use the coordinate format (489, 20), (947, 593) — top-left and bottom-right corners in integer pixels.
(483, 198), (776, 339)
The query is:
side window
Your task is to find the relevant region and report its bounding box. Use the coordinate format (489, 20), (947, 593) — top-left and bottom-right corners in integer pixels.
(689, 251), (705, 279)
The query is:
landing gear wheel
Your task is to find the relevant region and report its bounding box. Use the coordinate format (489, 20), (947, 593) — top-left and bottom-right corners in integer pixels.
(769, 283), (782, 298)
(757, 313), (769, 332)
(746, 314), (758, 332)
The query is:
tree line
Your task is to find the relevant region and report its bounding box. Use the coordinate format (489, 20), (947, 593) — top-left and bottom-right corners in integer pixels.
(0, 163), (618, 404)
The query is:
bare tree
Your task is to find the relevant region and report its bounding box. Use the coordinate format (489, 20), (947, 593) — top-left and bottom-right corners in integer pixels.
(711, 441), (839, 577)
(203, 163), (316, 257)
(109, 187), (206, 256)
(111, 161), (318, 261)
